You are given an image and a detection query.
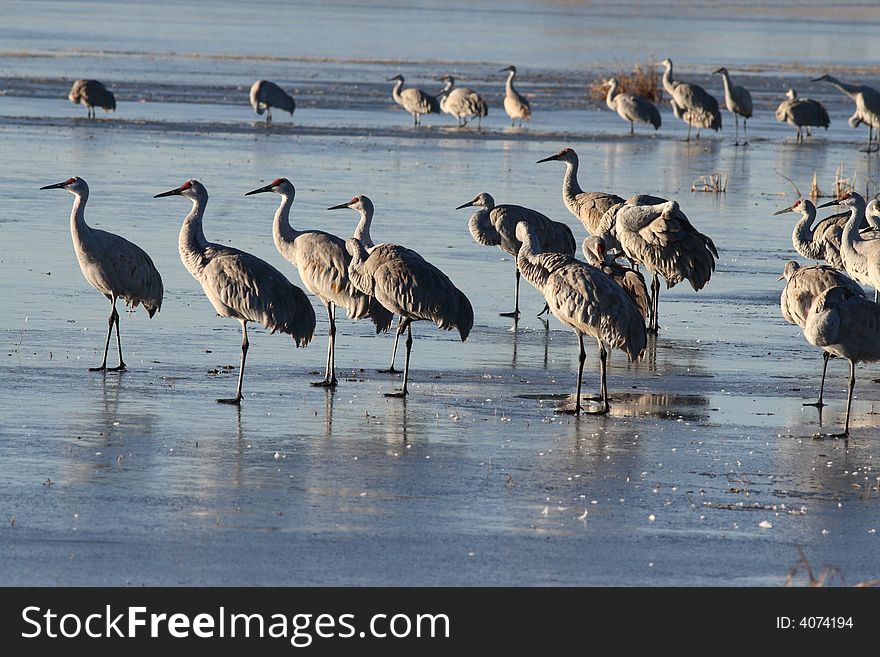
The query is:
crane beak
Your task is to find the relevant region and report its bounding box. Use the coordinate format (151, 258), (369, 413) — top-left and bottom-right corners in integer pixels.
(776, 274), (785, 282)
(773, 203), (798, 216)
(455, 201), (475, 210)
(326, 202), (351, 211)
(815, 199), (839, 209)
(154, 187), (182, 198)
(712, 68), (723, 75)
(39, 182), (67, 190)
(536, 154), (559, 164)
(244, 183), (274, 196)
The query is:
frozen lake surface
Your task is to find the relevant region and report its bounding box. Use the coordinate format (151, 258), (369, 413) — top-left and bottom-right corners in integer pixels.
(1, 1), (879, 586)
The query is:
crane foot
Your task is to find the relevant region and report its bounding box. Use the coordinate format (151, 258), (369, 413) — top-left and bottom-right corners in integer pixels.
(217, 397), (242, 405)
(384, 390), (407, 398)
(802, 400), (826, 408)
(377, 367), (399, 374)
(499, 310), (521, 318)
(310, 379), (338, 388)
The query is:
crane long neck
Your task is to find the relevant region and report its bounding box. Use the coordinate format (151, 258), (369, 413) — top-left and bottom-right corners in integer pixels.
(825, 76), (860, 99)
(353, 208), (375, 249)
(516, 228), (550, 290)
(605, 82), (618, 111)
(392, 79), (405, 104)
(505, 70), (517, 95)
(841, 203), (868, 271)
(662, 64), (675, 95)
(272, 192), (300, 253)
(69, 190), (91, 248)
(179, 195), (209, 275)
(793, 207), (821, 259)
(562, 158), (584, 206)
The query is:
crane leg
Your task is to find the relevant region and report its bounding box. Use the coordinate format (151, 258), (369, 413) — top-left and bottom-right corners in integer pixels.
(834, 360), (857, 438)
(804, 351), (830, 408)
(743, 117), (748, 145)
(312, 302), (338, 387)
(596, 341), (610, 414)
(385, 320), (413, 398)
(90, 298), (124, 371)
(734, 115), (739, 145)
(266, 107), (272, 123)
(559, 333), (587, 414)
(630, 121), (634, 135)
(647, 274), (661, 334)
(500, 268), (522, 318)
(218, 321), (248, 405)
(378, 316), (402, 373)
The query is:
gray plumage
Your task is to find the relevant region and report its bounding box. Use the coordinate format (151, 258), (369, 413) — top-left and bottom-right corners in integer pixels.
(388, 74), (440, 126)
(154, 179), (315, 404)
(249, 80), (295, 123)
(713, 67), (752, 145)
(661, 58), (722, 140)
(775, 89), (829, 142)
(245, 178), (392, 387)
(40, 177), (162, 371)
(516, 222), (646, 415)
(582, 236), (649, 322)
(604, 77), (661, 134)
(346, 236), (474, 397)
(773, 198), (853, 270)
(813, 74), (880, 151)
(609, 199), (718, 333)
(536, 148), (626, 254)
(438, 76), (488, 128)
(456, 192), (576, 318)
(818, 193), (880, 298)
(68, 79), (116, 119)
(501, 65), (530, 127)
(803, 285), (880, 435)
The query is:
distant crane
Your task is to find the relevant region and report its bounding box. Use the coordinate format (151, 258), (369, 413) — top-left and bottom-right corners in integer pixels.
(582, 236), (649, 322)
(516, 222), (646, 414)
(603, 77), (661, 134)
(438, 76), (488, 128)
(388, 74), (440, 126)
(775, 89), (830, 143)
(245, 178), (392, 387)
(345, 237), (474, 397)
(803, 285), (880, 436)
(779, 260), (864, 408)
(813, 74), (880, 152)
(455, 192), (575, 318)
(608, 199), (717, 333)
(154, 180), (315, 404)
(660, 58), (722, 140)
(40, 177), (162, 371)
(249, 80), (296, 123)
(713, 67), (752, 145)
(500, 65), (531, 127)
(68, 80), (116, 119)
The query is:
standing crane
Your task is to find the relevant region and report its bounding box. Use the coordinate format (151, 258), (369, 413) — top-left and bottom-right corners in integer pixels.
(660, 58), (722, 140)
(516, 222), (646, 414)
(438, 76), (488, 128)
(536, 148), (626, 254)
(603, 77), (661, 134)
(249, 80), (296, 123)
(818, 193), (880, 301)
(581, 236), (649, 322)
(455, 192), (575, 318)
(345, 237), (474, 398)
(500, 65), (531, 127)
(779, 260), (864, 408)
(607, 199), (717, 333)
(813, 74), (880, 152)
(774, 198), (849, 270)
(803, 285), (880, 436)
(245, 178), (392, 387)
(40, 177), (163, 371)
(713, 67), (752, 145)
(154, 180), (315, 404)
(68, 80), (116, 119)
(775, 89), (830, 143)
(388, 74), (440, 126)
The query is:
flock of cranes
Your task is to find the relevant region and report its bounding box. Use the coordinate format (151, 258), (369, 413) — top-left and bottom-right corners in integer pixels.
(64, 60), (880, 148)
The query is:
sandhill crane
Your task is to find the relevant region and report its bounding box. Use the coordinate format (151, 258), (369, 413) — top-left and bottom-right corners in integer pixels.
(388, 74), (440, 126)
(500, 65), (530, 127)
(779, 261), (864, 408)
(818, 193), (880, 301)
(813, 74), (880, 152)
(582, 236), (649, 321)
(455, 192), (575, 318)
(775, 89), (830, 142)
(603, 77), (661, 134)
(345, 238), (474, 397)
(249, 80), (296, 123)
(774, 198), (849, 269)
(438, 76), (488, 128)
(40, 177), (163, 371)
(154, 180), (315, 404)
(536, 148), (626, 253)
(245, 178), (392, 387)
(516, 222), (645, 414)
(713, 67), (752, 145)
(68, 80), (116, 119)
(660, 58), (722, 140)
(607, 199), (717, 333)
(803, 285), (880, 436)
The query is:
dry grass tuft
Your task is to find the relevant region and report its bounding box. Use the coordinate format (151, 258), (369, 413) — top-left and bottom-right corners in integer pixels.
(785, 546), (880, 587)
(691, 173), (728, 194)
(588, 60), (663, 103)
(810, 162), (858, 199)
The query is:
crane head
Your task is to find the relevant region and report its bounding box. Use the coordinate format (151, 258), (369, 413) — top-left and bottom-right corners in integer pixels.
(811, 74), (832, 83)
(659, 58), (672, 68)
(785, 88), (797, 100)
(455, 193), (494, 210)
(40, 176), (85, 193)
(387, 74), (404, 83)
(818, 192), (863, 209)
(245, 178), (293, 196)
(499, 65), (517, 74)
(536, 148), (575, 164)
(773, 198), (808, 216)
(712, 67), (728, 76)
(778, 260), (800, 282)
(327, 195), (373, 215)
(154, 179), (202, 199)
